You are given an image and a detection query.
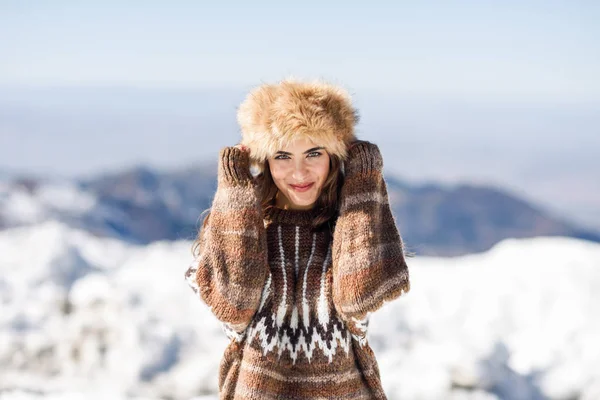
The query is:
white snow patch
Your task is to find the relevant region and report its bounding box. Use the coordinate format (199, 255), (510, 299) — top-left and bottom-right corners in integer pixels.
(1, 223), (599, 399)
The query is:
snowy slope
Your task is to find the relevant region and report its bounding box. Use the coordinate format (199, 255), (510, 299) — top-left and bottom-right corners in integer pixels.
(0, 178), (132, 239)
(374, 237), (600, 400)
(1, 222), (599, 400)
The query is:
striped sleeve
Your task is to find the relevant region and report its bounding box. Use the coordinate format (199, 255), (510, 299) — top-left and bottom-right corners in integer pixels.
(331, 142), (410, 326)
(185, 146), (269, 337)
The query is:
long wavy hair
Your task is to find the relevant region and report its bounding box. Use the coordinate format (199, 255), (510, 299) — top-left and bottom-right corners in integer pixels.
(192, 154), (343, 258)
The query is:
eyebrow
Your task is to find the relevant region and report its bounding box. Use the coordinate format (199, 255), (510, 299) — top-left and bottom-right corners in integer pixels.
(275, 147), (325, 156)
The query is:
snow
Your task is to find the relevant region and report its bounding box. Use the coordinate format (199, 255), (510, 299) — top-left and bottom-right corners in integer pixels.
(0, 181), (97, 226)
(0, 391), (217, 400)
(372, 236), (600, 400)
(1, 222), (599, 399)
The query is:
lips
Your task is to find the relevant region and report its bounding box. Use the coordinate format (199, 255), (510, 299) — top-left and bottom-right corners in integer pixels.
(290, 183), (314, 192)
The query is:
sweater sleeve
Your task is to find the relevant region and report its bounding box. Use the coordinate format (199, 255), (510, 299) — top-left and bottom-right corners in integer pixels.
(184, 146), (269, 338)
(331, 142), (410, 327)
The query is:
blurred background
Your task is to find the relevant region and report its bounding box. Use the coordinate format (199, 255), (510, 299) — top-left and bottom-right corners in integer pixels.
(1, 1), (599, 399)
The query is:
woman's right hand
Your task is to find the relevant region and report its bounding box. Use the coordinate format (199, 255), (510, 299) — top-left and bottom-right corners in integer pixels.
(219, 144), (253, 184)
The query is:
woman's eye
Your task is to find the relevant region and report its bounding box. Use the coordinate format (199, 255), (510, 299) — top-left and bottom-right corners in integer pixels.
(274, 152), (321, 160)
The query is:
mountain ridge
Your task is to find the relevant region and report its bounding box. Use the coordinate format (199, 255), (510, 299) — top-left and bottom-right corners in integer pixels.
(0, 163), (597, 256)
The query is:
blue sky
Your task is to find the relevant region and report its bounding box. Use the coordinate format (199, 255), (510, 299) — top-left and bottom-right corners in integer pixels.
(1, 1), (599, 102)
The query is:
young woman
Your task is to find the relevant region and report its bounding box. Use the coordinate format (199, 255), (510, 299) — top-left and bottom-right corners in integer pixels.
(185, 79), (410, 399)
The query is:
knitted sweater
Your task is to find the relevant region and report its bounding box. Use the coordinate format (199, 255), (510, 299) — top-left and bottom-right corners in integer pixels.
(185, 143), (410, 399)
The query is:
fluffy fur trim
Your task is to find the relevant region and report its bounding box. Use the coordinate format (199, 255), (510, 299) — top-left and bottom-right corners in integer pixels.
(237, 78), (359, 163)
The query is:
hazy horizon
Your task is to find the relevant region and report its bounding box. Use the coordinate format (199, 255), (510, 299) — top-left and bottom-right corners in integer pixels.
(1, 85), (599, 233)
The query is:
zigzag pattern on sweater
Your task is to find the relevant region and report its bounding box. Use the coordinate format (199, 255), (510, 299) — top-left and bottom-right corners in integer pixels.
(245, 307), (352, 364)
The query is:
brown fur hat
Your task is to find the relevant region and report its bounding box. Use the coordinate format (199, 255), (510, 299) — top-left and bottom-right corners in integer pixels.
(237, 78), (359, 163)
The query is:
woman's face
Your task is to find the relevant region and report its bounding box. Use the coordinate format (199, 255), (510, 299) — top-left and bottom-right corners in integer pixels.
(268, 137), (331, 210)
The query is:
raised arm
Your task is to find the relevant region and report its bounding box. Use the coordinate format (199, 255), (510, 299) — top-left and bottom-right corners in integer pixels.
(331, 142), (410, 331)
(185, 146), (269, 338)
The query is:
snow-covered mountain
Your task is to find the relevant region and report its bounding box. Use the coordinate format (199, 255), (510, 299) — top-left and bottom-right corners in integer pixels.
(0, 165), (216, 244)
(1, 222), (599, 400)
(1, 166), (598, 257)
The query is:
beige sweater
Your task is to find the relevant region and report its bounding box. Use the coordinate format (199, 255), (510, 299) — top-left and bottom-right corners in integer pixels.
(185, 142), (410, 399)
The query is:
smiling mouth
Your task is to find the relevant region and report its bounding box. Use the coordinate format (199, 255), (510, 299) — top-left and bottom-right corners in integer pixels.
(290, 183), (314, 192)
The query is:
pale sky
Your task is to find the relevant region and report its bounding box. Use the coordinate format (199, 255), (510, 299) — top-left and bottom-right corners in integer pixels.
(1, 1), (599, 102)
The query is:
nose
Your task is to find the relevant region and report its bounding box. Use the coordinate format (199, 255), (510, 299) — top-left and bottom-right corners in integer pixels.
(291, 159), (309, 181)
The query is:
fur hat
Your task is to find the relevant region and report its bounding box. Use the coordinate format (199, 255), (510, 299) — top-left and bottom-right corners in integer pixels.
(237, 78), (359, 163)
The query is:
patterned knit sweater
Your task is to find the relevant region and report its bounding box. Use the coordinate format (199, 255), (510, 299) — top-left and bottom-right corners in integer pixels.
(185, 142), (410, 399)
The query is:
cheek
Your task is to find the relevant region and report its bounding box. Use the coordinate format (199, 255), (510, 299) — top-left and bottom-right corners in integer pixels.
(315, 160), (330, 184)
(269, 164), (288, 186)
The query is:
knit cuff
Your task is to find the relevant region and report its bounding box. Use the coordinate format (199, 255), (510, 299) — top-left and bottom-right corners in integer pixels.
(218, 147), (253, 184)
(344, 142), (383, 176)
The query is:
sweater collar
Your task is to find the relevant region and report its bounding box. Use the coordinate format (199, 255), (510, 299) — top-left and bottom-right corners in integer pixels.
(263, 206), (319, 227)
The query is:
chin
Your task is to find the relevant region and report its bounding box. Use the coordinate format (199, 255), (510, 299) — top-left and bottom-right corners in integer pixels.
(298, 201), (317, 208)
(288, 193), (319, 209)
(290, 197), (317, 207)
